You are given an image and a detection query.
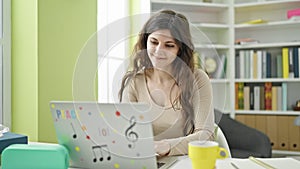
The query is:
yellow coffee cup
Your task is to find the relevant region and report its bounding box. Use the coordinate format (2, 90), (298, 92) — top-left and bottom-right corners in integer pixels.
(188, 140), (228, 169)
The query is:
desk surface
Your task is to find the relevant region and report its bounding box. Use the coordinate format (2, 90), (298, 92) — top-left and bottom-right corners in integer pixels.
(170, 156), (300, 169)
(67, 156), (300, 169)
(27, 143), (300, 169)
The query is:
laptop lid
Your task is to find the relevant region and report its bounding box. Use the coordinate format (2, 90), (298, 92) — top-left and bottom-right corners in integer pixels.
(50, 101), (159, 169)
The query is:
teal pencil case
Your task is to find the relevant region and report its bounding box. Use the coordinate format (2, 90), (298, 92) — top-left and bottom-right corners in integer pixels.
(1, 144), (69, 169)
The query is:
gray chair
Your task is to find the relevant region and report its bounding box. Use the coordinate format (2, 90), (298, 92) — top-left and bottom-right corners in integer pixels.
(214, 109), (272, 158)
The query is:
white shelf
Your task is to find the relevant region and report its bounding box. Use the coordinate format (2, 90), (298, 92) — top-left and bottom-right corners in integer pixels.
(195, 44), (229, 49)
(235, 78), (300, 83)
(192, 23), (229, 29)
(210, 79), (230, 83)
(235, 110), (300, 116)
(235, 42), (300, 49)
(235, 20), (300, 29)
(235, 0), (300, 8)
(152, 0), (228, 10)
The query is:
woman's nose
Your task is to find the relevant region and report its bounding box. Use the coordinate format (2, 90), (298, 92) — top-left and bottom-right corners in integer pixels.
(154, 44), (164, 54)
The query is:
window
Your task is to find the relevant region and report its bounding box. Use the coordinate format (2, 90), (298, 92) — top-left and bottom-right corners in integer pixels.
(0, 0), (11, 127)
(97, 0), (129, 103)
(97, 0), (149, 103)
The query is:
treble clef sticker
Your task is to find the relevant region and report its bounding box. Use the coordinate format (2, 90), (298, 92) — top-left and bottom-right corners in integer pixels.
(125, 116), (138, 149)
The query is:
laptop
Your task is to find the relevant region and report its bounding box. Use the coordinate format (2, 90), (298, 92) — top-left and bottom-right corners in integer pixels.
(49, 101), (178, 169)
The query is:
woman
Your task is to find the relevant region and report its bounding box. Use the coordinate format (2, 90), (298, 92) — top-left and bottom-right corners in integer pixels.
(119, 9), (215, 156)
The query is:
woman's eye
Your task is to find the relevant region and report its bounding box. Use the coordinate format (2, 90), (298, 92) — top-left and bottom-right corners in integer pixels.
(150, 41), (158, 45)
(166, 44), (175, 48)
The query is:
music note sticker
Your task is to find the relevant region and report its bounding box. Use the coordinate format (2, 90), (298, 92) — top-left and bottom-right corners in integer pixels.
(125, 116), (138, 149)
(70, 122), (77, 139)
(91, 145), (112, 162)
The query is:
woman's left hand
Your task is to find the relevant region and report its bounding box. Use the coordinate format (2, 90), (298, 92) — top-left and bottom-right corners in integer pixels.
(154, 140), (171, 156)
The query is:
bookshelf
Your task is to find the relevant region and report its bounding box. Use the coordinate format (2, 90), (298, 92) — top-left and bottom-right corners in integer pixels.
(233, 0), (300, 156)
(149, 0), (300, 156)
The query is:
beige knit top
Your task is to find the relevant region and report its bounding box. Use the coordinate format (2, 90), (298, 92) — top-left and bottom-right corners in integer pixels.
(121, 69), (215, 155)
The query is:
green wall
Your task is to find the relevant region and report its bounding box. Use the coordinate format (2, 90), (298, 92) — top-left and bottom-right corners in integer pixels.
(12, 0), (97, 142)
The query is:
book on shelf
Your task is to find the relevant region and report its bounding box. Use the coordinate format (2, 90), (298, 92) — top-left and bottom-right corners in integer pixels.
(264, 82), (272, 110)
(276, 54), (283, 78)
(235, 82), (287, 111)
(282, 47), (289, 78)
(237, 82), (244, 110)
(259, 86), (265, 110)
(235, 54), (240, 78)
(272, 86), (278, 111)
(236, 47), (300, 79)
(262, 50), (267, 79)
(243, 86), (250, 110)
(287, 8), (300, 19)
(235, 38), (259, 45)
(266, 52), (272, 78)
(277, 86), (282, 111)
(282, 82), (288, 111)
(289, 47), (295, 78)
(254, 86), (260, 110)
(235, 83), (239, 110)
(242, 18), (268, 25)
(293, 47), (299, 78)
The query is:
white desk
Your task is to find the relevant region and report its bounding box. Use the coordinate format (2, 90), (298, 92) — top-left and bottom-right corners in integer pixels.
(170, 156), (300, 169)
(28, 143), (300, 169)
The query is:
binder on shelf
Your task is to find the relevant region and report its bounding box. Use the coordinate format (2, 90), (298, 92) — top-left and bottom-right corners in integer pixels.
(266, 115), (278, 149)
(288, 116), (300, 151)
(235, 114), (246, 124)
(277, 116), (289, 150)
(255, 115), (267, 135)
(244, 115), (256, 129)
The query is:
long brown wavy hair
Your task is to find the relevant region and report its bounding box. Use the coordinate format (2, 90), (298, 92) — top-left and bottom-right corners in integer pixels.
(119, 9), (195, 136)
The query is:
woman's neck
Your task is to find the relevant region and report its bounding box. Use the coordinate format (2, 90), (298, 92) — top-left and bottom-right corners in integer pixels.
(148, 68), (174, 84)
